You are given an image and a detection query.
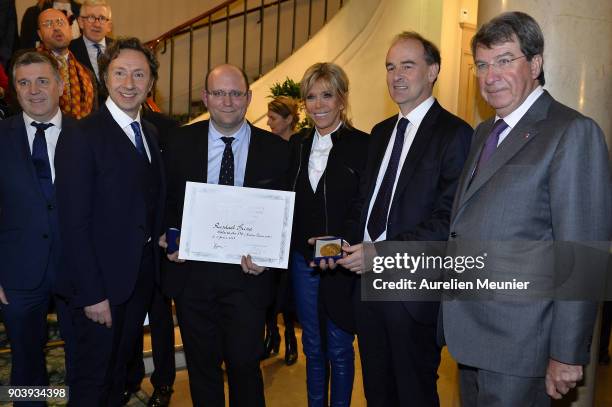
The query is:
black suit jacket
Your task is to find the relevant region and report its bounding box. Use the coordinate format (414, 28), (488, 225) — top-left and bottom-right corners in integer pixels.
(0, 114), (75, 290)
(55, 105), (166, 307)
(358, 100), (472, 324)
(0, 0), (18, 67)
(288, 125), (369, 332)
(69, 36), (113, 106)
(162, 120), (289, 306)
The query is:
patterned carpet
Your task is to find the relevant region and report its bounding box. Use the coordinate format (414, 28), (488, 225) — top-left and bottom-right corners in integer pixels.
(0, 315), (148, 406)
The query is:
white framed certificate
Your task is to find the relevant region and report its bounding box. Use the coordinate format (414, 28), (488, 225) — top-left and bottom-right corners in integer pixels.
(179, 182), (295, 268)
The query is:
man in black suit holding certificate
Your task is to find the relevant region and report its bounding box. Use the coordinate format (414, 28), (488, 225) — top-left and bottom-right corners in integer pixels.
(161, 64), (289, 407)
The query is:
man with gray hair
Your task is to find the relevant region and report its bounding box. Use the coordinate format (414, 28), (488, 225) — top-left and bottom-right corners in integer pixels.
(70, 0), (113, 106)
(0, 50), (74, 394)
(442, 11), (610, 405)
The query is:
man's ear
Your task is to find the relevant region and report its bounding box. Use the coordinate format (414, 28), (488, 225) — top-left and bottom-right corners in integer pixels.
(529, 54), (543, 80)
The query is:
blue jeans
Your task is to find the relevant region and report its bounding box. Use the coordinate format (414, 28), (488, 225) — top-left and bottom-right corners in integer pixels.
(291, 252), (354, 407)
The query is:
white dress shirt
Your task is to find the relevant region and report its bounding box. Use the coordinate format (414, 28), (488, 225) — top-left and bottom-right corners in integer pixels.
(308, 121), (342, 191)
(83, 36), (106, 79)
(23, 109), (62, 182)
(363, 96), (436, 242)
(496, 86), (544, 146)
(105, 98), (151, 162)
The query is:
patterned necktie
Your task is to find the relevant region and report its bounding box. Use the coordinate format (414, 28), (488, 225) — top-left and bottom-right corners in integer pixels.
(219, 137), (235, 186)
(129, 121), (148, 160)
(367, 117), (409, 241)
(31, 122), (54, 200)
(471, 119), (508, 180)
(93, 43), (102, 59)
(93, 43), (102, 78)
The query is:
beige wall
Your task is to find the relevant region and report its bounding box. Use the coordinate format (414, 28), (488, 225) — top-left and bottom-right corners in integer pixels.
(437, 0), (478, 113)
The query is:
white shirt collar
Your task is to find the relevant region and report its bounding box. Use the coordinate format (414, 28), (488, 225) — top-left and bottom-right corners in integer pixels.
(314, 120), (343, 139)
(105, 97), (141, 128)
(399, 95), (435, 128)
(209, 120), (248, 141)
(495, 85), (544, 128)
(23, 108), (63, 129)
(83, 35), (106, 49)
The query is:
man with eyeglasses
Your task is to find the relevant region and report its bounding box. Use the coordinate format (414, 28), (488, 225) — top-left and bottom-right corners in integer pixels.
(161, 64), (289, 406)
(441, 11), (610, 406)
(37, 7), (95, 119)
(70, 0), (113, 107)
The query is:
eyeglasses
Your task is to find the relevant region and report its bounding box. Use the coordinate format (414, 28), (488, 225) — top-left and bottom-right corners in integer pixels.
(207, 89), (248, 98)
(473, 55), (527, 77)
(81, 15), (110, 24)
(40, 18), (67, 28)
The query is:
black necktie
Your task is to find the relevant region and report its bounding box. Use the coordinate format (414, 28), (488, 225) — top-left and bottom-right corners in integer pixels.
(367, 117), (409, 241)
(219, 137), (235, 186)
(31, 121), (54, 200)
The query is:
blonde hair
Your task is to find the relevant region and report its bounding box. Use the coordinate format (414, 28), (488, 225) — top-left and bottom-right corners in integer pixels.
(267, 96), (299, 130)
(300, 62), (352, 127)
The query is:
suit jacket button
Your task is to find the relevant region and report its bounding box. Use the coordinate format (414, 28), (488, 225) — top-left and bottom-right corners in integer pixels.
(43, 234), (49, 239)
(450, 232), (457, 239)
(47, 204), (54, 210)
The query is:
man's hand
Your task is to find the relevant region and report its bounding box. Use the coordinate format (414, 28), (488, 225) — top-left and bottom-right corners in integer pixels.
(159, 233), (185, 263)
(0, 285), (8, 305)
(84, 299), (112, 328)
(336, 243), (367, 274)
(545, 358), (583, 399)
(241, 255), (267, 275)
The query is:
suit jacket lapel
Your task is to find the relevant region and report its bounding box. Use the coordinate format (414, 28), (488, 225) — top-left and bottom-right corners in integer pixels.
(364, 118), (396, 203)
(390, 101), (440, 210)
(244, 123), (261, 187)
(10, 116), (47, 198)
(455, 91), (552, 211)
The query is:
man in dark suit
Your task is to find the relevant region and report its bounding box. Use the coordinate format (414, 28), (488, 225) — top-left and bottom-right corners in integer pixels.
(335, 32), (472, 406)
(161, 64), (289, 406)
(69, 0), (113, 106)
(442, 12), (611, 405)
(55, 37), (165, 406)
(0, 50), (74, 401)
(0, 0), (18, 69)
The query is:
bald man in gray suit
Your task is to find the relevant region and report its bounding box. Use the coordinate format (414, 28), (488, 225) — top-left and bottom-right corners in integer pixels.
(441, 11), (611, 406)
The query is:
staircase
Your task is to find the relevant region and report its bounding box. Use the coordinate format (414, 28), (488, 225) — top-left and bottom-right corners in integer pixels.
(145, 0), (346, 121)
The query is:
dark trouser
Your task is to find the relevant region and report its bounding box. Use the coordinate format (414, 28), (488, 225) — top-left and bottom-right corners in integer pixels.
(356, 301), (440, 407)
(265, 268), (296, 340)
(458, 364), (550, 407)
(1, 265), (73, 407)
(68, 245), (155, 407)
(174, 267), (266, 407)
(599, 301), (612, 358)
(125, 282), (176, 391)
(291, 252), (355, 407)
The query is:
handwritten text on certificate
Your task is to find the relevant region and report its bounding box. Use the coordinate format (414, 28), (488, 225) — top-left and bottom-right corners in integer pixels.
(179, 182), (295, 269)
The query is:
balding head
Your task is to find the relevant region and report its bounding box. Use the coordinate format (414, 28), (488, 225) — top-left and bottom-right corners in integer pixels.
(202, 64), (252, 136)
(37, 8), (72, 54)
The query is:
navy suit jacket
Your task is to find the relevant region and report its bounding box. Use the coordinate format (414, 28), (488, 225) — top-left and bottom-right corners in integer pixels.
(55, 105), (166, 307)
(358, 100), (472, 323)
(0, 114), (75, 290)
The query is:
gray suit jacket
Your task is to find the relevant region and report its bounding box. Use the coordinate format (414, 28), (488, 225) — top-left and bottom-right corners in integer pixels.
(442, 91), (611, 377)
